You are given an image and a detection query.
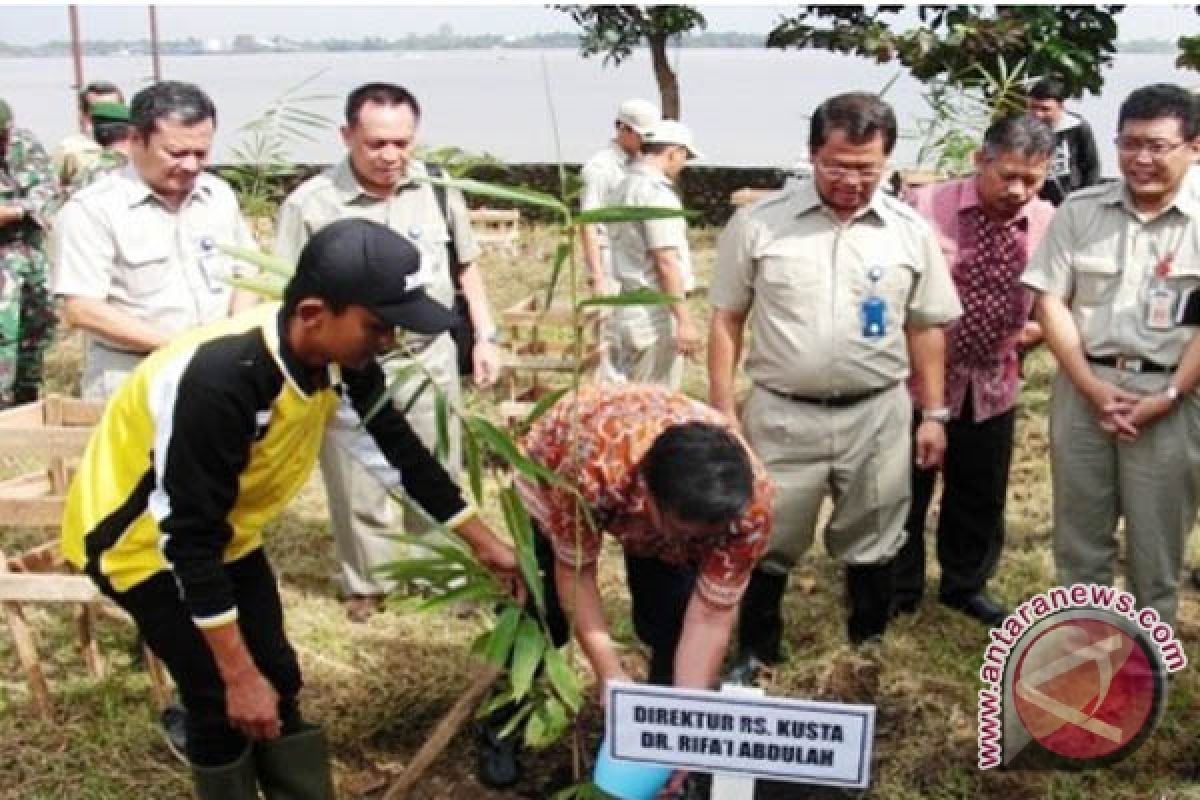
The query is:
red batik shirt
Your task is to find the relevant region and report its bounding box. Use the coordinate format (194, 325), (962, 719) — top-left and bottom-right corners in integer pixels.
(516, 384), (774, 609)
(907, 178), (1055, 422)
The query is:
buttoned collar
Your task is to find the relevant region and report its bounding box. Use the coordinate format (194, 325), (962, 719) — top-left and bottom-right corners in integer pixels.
(629, 160), (673, 189)
(331, 156), (425, 205)
(789, 179), (888, 226)
(119, 163), (214, 210)
(1102, 173), (1200, 220)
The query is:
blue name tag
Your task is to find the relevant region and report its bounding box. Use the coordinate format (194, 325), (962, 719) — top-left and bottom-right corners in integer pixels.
(862, 296), (887, 339)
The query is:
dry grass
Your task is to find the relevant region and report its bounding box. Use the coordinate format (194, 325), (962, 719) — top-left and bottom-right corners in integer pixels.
(2, 222), (1198, 799)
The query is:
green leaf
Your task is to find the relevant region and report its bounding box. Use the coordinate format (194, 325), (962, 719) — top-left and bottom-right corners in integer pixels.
(434, 390), (450, 462)
(217, 243), (296, 278)
(225, 276), (285, 299)
(467, 417), (562, 487)
(573, 205), (695, 225)
(483, 606), (523, 667)
(361, 363), (423, 426)
(541, 241), (572, 313)
(415, 173), (568, 215)
(398, 376), (434, 418)
(414, 582), (495, 613)
(578, 288), (680, 308)
(524, 694), (568, 750)
(543, 645), (583, 713)
(496, 702), (534, 739)
(476, 686), (517, 718)
(463, 426), (485, 506)
(523, 388), (568, 428)
(501, 488), (546, 618)
(509, 616), (546, 700)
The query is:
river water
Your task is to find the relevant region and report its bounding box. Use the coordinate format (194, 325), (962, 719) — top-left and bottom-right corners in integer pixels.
(2, 47), (1195, 173)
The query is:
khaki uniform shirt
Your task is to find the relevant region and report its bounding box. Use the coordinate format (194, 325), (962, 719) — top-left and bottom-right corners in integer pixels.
(52, 166), (255, 359)
(711, 181), (961, 396)
(1022, 175), (1200, 367)
(275, 158), (480, 314)
(580, 141), (632, 246)
(608, 162), (695, 330)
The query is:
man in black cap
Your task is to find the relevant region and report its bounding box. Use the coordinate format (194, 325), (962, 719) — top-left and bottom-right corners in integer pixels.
(61, 218), (522, 800)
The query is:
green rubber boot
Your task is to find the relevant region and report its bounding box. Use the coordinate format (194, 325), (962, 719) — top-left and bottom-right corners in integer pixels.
(192, 743), (260, 800)
(255, 726), (336, 800)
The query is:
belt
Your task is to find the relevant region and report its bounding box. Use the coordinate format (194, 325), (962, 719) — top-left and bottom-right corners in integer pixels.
(1086, 355), (1175, 375)
(758, 382), (894, 408)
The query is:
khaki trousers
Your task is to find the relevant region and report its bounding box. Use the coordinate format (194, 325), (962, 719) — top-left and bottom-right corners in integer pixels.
(599, 309), (682, 389)
(1049, 368), (1200, 627)
(321, 334), (463, 597)
(742, 383), (913, 574)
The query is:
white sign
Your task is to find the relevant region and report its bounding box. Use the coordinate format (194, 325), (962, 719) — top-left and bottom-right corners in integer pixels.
(605, 682), (875, 789)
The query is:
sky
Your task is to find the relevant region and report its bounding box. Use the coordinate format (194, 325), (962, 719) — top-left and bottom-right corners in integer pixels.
(0, 3), (1195, 46)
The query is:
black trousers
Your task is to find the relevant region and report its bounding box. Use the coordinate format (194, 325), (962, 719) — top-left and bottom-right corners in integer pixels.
(894, 389), (1015, 603)
(534, 528), (695, 686)
(96, 549), (304, 766)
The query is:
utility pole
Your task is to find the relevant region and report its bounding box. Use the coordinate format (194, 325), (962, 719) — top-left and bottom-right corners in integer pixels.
(148, 5), (162, 82)
(68, 5), (84, 130)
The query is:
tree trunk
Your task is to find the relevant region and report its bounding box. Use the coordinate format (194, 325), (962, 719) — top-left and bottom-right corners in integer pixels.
(648, 32), (681, 119)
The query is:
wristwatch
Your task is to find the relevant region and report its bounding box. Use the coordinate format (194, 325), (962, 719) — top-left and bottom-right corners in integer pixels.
(921, 407), (951, 424)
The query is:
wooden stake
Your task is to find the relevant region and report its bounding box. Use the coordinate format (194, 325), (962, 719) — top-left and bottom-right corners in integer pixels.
(382, 663), (502, 800)
(0, 552), (53, 719)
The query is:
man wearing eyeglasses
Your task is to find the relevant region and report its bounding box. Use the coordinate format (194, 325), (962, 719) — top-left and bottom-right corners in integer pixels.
(709, 93), (961, 673)
(1023, 83), (1200, 628)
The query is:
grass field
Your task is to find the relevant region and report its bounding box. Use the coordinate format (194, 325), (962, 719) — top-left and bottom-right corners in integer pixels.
(0, 223), (1197, 799)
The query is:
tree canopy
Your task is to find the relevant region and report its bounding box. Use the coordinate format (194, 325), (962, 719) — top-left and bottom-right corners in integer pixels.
(767, 6), (1125, 98)
(556, 5), (707, 119)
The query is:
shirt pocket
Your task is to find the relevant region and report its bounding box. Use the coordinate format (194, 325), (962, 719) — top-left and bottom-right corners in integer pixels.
(115, 229), (172, 298)
(1071, 255), (1120, 307)
(757, 242), (822, 299)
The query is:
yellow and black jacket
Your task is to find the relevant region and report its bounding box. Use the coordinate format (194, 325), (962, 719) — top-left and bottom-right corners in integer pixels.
(62, 303), (470, 628)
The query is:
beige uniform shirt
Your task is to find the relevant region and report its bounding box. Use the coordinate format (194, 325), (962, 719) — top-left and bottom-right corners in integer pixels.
(1022, 176), (1200, 367)
(608, 162), (695, 328)
(580, 141), (632, 246)
(52, 166), (255, 358)
(274, 158), (480, 312)
(711, 181), (961, 395)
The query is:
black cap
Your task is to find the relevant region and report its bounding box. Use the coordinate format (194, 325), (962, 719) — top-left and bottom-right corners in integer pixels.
(292, 218), (457, 335)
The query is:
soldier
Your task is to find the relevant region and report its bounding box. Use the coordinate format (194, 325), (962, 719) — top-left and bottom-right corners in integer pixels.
(709, 93), (961, 672)
(275, 82), (501, 622)
(1023, 83), (1200, 627)
(63, 100), (132, 197)
(53, 80), (125, 189)
(604, 119), (703, 388)
(0, 98), (61, 408)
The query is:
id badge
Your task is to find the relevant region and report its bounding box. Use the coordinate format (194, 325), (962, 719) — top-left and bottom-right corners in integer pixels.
(196, 236), (227, 294)
(862, 296), (887, 339)
(1145, 284), (1177, 331)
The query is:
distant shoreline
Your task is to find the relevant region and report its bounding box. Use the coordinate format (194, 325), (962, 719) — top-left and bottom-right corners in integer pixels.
(0, 37), (1182, 59)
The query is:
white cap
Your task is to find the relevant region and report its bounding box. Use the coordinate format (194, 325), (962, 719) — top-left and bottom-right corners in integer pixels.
(642, 119), (705, 161)
(616, 98), (660, 136)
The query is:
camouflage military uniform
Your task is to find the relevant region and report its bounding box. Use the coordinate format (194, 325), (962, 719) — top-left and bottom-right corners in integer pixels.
(64, 148), (127, 198)
(0, 128), (61, 407)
